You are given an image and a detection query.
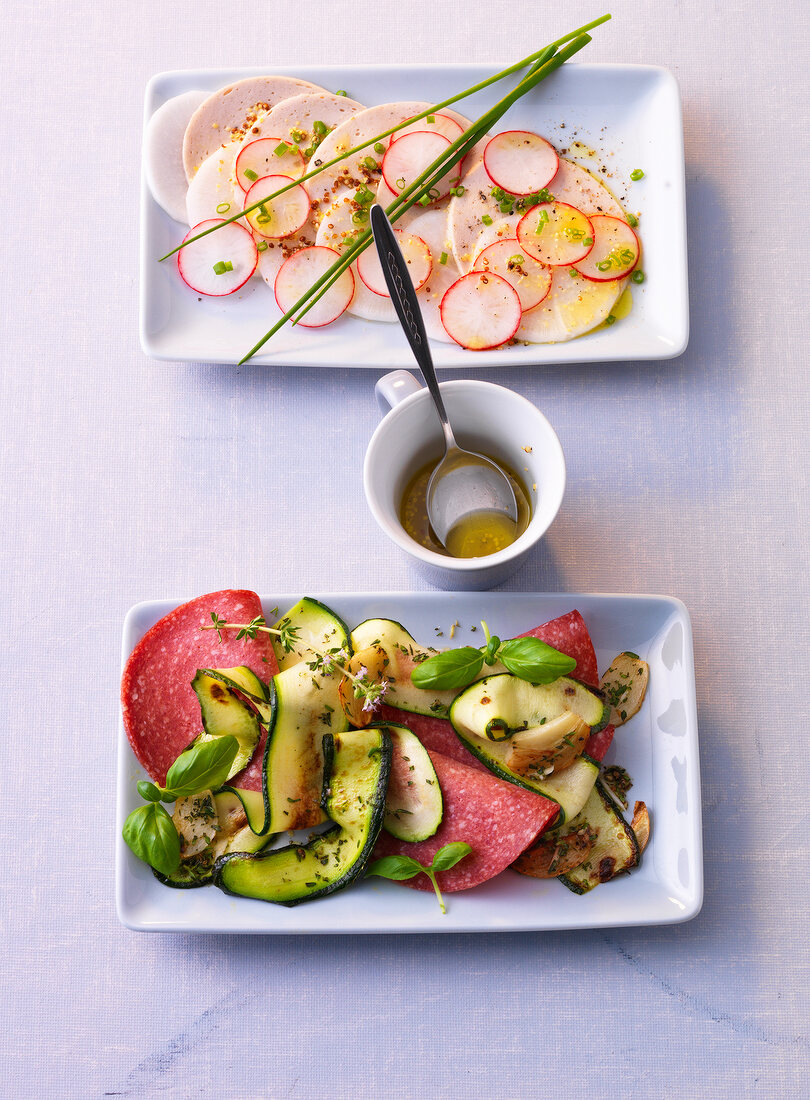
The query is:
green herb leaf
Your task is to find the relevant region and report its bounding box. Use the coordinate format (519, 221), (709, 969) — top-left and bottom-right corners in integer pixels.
(136, 780), (164, 803)
(410, 646), (484, 690)
(483, 635), (501, 665)
(163, 736), (239, 798)
(430, 841), (472, 873)
(498, 637), (577, 684)
(122, 803), (180, 876)
(365, 854), (424, 881)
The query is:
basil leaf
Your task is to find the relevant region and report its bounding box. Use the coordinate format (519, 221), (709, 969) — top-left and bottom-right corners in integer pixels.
(122, 803), (180, 877)
(365, 855), (424, 881)
(136, 780), (164, 803)
(164, 735), (239, 798)
(411, 647), (484, 691)
(430, 841), (472, 873)
(483, 635), (501, 665)
(498, 638), (576, 684)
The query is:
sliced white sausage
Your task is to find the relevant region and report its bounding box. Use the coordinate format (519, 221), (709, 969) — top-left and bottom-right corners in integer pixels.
(145, 90), (208, 222)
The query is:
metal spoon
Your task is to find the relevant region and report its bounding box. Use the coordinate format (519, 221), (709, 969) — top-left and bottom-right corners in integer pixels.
(369, 204), (518, 549)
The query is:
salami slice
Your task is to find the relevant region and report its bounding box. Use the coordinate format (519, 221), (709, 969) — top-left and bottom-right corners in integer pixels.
(585, 723), (614, 762)
(121, 590), (277, 785)
(372, 749), (558, 893)
(518, 609), (599, 688)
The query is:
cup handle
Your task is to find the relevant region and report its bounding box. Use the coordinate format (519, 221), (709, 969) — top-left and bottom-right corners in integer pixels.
(375, 370), (423, 414)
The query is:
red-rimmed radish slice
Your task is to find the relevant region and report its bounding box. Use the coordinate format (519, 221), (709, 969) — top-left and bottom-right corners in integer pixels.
(517, 201), (594, 266)
(243, 175), (310, 240)
(382, 131), (459, 202)
(472, 238), (551, 312)
(393, 113), (465, 146)
(274, 246), (354, 327)
(572, 214), (640, 281)
(440, 271), (521, 350)
(235, 138), (305, 192)
(177, 219), (258, 296)
(483, 130), (559, 195)
(356, 231), (432, 296)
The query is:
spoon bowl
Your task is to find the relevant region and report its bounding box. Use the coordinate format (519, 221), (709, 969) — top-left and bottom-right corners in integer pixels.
(369, 204), (518, 552)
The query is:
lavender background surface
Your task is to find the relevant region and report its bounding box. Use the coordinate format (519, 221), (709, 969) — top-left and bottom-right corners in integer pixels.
(0, 1), (808, 1097)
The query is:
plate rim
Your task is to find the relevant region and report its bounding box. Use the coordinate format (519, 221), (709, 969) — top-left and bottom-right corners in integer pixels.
(140, 61), (688, 367)
(116, 590), (702, 934)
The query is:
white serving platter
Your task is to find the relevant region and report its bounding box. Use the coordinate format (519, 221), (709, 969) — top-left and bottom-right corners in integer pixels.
(140, 63), (688, 367)
(117, 592), (702, 933)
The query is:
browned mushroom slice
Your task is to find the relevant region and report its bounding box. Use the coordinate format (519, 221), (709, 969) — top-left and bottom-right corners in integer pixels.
(506, 711), (590, 778)
(338, 644), (391, 727)
(512, 824), (597, 879)
(631, 800), (651, 853)
(172, 791), (219, 858)
(600, 651), (649, 726)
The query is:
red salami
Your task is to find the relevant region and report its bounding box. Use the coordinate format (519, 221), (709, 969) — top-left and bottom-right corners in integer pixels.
(121, 590), (277, 785)
(585, 723), (614, 762)
(373, 749), (559, 892)
(518, 609), (598, 688)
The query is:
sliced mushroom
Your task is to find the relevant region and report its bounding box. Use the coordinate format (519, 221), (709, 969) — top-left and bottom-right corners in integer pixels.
(512, 824), (597, 879)
(172, 791), (219, 858)
(506, 711), (590, 778)
(338, 644), (391, 727)
(600, 651), (649, 726)
(631, 800), (651, 853)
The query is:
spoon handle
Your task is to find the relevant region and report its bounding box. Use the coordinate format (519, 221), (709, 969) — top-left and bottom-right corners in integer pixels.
(370, 204), (455, 449)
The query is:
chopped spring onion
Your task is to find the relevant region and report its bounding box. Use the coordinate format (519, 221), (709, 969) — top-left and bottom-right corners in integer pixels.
(450, 185), (465, 197)
(274, 142), (291, 157)
(256, 214), (271, 224)
(482, 214), (493, 226)
(290, 128), (307, 143)
(508, 254), (524, 265)
(569, 268), (580, 277)
(215, 202), (231, 214)
(626, 212), (638, 227)
(439, 251), (448, 265)
(243, 168), (258, 183)
(213, 260), (233, 275)
(418, 195), (432, 207)
(499, 202), (513, 213)
(427, 114), (436, 123)
(630, 168), (645, 181)
(631, 269), (645, 284)
(395, 177), (405, 190)
(352, 210), (368, 224)
(534, 209), (549, 234)
(583, 236), (594, 246)
(605, 313), (616, 325)
(313, 120), (327, 136)
(303, 146), (316, 158)
(355, 185), (375, 205)
(374, 142), (386, 154)
(362, 157), (378, 171)
(596, 260), (611, 271)
(428, 187), (440, 200)
(256, 241), (268, 252)
(336, 89), (348, 97)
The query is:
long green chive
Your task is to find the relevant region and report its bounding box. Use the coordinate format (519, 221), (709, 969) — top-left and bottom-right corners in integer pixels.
(630, 168), (644, 181)
(239, 30), (603, 358)
(243, 168), (258, 183)
(213, 260), (233, 274)
(215, 202), (231, 214)
(374, 141), (386, 154)
(439, 251), (448, 265)
(626, 212), (639, 227)
(313, 120), (327, 136)
(482, 214), (493, 226)
(631, 269), (645, 284)
(274, 141), (290, 157)
(161, 16), (611, 264)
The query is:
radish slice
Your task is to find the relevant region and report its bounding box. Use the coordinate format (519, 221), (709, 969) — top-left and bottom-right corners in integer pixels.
(235, 138), (305, 192)
(274, 245), (354, 327)
(440, 272), (521, 350)
(572, 214), (640, 281)
(393, 113), (464, 146)
(472, 238), (551, 312)
(483, 130), (559, 196)
(243, 175), (311, 240)
(517, 202), (594, 266)
(177, 219), (258, 296)
(382, 131), (460, 202)
(357, 231), (432, 296)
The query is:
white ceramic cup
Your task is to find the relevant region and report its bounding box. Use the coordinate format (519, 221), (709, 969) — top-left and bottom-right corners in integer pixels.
(364, 371), (566, 589)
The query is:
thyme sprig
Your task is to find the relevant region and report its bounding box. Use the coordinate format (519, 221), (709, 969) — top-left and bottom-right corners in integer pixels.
(203, 613), (389, 712)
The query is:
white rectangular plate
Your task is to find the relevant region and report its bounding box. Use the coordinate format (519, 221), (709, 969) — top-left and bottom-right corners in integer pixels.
(117, 592), (702, 933)
(141, 63), (688, 367)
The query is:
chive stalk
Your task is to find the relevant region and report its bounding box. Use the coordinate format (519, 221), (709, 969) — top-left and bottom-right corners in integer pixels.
(159, 14), (611, 263)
